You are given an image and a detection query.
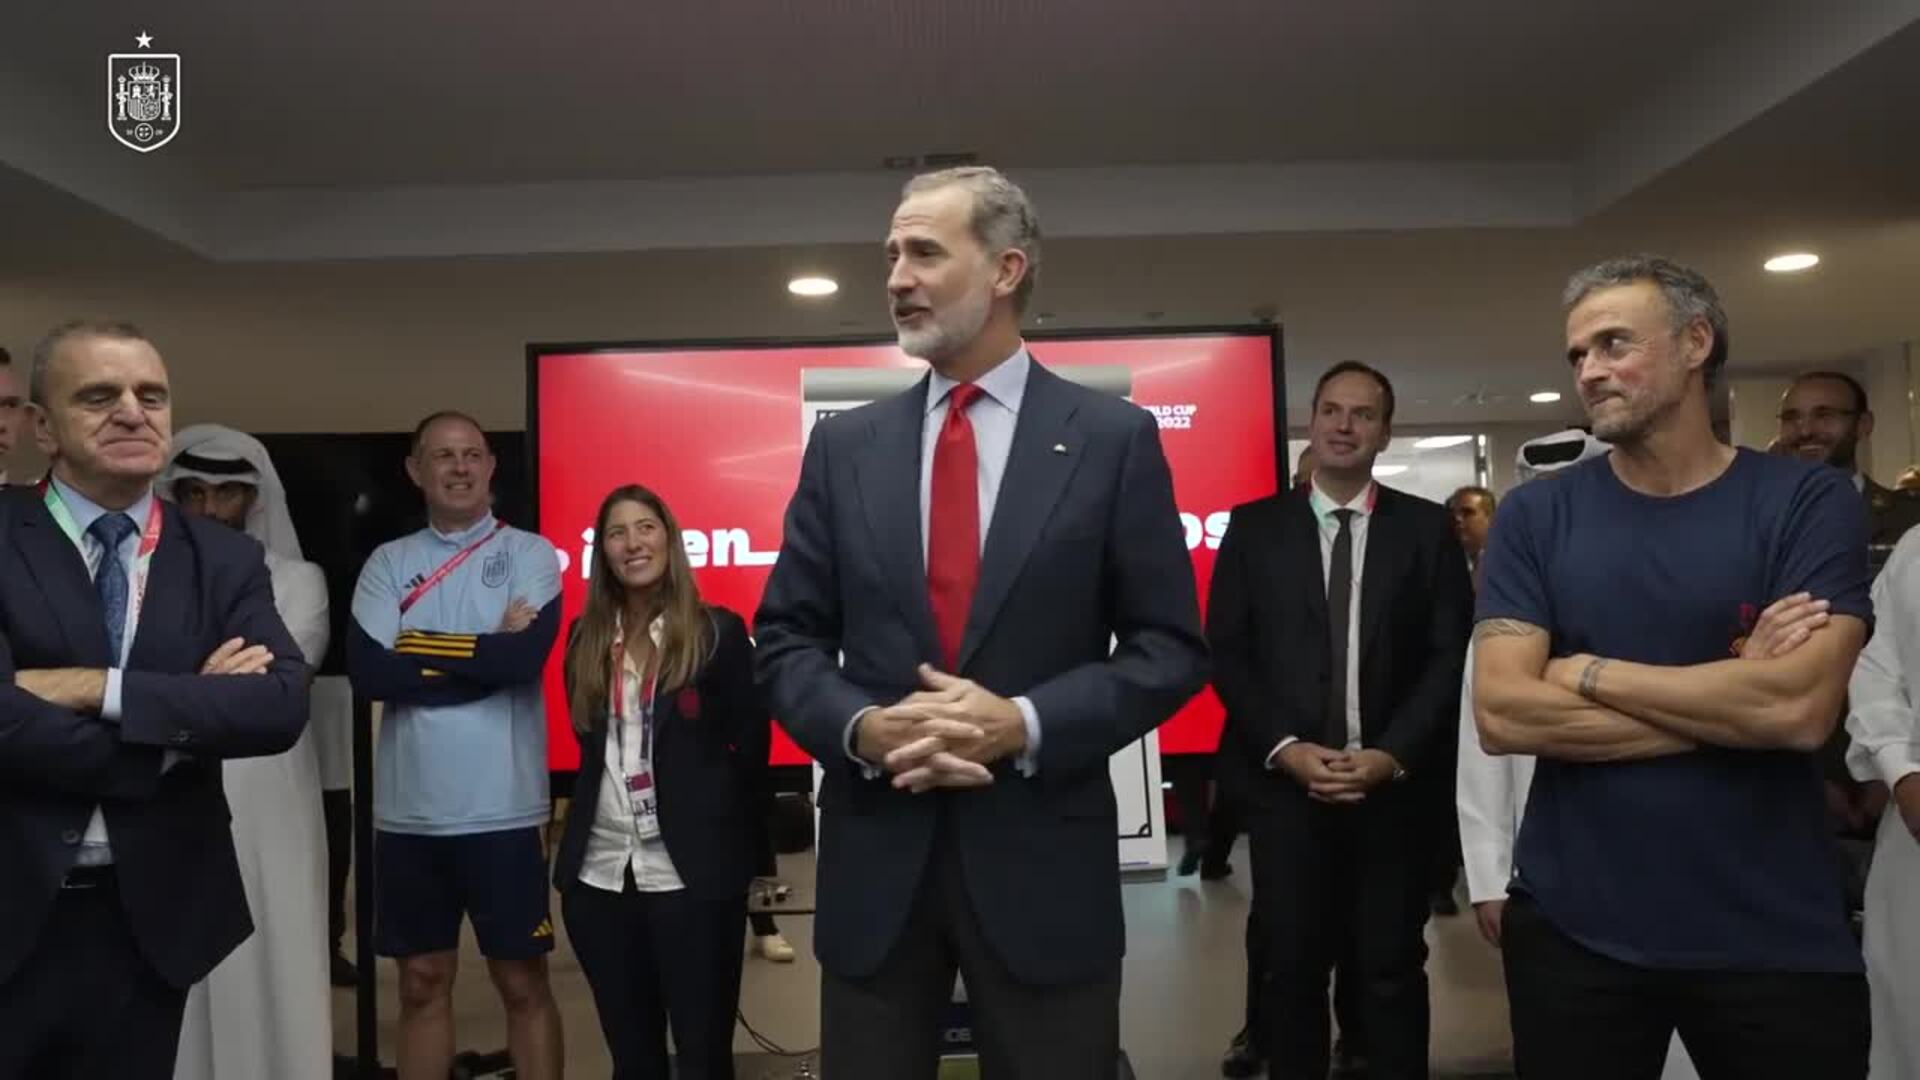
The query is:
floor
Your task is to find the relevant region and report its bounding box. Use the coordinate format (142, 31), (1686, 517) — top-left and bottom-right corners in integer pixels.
(331, 841), (1519, 1079)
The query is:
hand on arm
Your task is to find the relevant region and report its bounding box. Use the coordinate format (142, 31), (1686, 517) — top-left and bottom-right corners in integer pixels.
(1546, 607), (1864, 752)
(13, 669), (109, 713)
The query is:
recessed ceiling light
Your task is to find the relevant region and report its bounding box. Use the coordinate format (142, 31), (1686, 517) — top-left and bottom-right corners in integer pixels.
(1764, 252), (1819, 273)
(1413, 435), (1473, 450)
(788, 276), (838, 297)
(1372, 464), (1409, 477)
(1529, 390), (1563, 404)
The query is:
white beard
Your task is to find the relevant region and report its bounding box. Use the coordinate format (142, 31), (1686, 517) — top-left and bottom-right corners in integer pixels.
(896, 282), (993, 362)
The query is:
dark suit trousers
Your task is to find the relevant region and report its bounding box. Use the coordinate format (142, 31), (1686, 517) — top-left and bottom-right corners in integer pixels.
(560, 877), (748, 1080)
(1249, 786), (1431, 1080)
(820, 814), (1122, 1079)
(0, 873), (189, 1080)
(323, 787), (353, 951)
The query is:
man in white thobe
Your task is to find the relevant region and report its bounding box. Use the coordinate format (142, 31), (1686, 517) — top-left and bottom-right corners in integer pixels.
(1846, 530), (1920, 1079)
(162, 425), (333, 1080)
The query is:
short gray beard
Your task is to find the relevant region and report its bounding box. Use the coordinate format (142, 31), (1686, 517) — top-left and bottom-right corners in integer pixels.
(896, 281), (993, 362)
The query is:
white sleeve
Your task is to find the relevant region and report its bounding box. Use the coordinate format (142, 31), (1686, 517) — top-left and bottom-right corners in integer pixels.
(276, 559), (332, 668)
(1457, 641), (1520, 904)
(1848, 537), (1920, 788)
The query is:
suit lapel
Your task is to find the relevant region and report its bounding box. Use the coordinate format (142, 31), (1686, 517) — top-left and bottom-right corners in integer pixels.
(1359, 488), (1400, 658)
(15, 495), (111, 666)
(855, 378), (941, 660)
(127, 504), (192, 672)
(957, 363), (1083, 671)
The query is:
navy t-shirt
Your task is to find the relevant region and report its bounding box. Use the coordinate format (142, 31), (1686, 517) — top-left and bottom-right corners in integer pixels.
(1477, 449), (1870, 973)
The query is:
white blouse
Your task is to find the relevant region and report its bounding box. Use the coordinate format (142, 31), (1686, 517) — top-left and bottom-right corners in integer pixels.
(578, 614), (686, 894)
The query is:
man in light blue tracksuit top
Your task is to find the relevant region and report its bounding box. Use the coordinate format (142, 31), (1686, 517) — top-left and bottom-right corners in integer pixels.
(348, 410), (564, 1080)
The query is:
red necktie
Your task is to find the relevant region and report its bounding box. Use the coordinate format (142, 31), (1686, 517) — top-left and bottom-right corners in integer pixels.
(927, 382), (984, 670)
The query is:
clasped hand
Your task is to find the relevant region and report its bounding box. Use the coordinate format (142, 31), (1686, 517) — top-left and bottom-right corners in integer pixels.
(855, 664), (1027, 794)
(1275, 743), (1398, 804)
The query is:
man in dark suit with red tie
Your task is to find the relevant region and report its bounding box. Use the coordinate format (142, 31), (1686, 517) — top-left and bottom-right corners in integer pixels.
(755, 167), (1209, 1077)
(1209, 362), (1472, 1080)
(0, 321), (310, 1079)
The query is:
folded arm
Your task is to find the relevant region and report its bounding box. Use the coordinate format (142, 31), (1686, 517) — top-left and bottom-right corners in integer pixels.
(1472, 619), (1695, 761)
(347, 620), (496, 708)
(390, 597), (561, 688)
(1023, 412), (1209, 782)
(0, 631), (161, 801)
(1564, 616), (1865, 753)
(117, 553), (310, 759)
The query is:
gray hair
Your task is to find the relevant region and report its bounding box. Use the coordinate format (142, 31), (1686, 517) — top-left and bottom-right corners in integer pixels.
(1562, 255), (1728, 389)
(29, 319), (152, 406)
(901, 166), (1042, 312)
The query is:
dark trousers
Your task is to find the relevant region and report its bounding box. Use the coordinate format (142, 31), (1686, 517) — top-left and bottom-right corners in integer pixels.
(561, 878), (748, 1080)
(1239, 867), (1368, 1059)
(1501, 894), (1869, 1080)
(0, 874), (189, 1080)
(749, 805), (779, 938)
(1249, 791), (1431, 1080)
(323, 788), (352, 952)
(820, 835), (1121, 1079)
(1169, 753), (1242, 866)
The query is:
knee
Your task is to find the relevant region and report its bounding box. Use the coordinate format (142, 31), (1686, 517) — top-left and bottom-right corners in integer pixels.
(397, 955), (457, 1011)
(489, 957), (554, 1014)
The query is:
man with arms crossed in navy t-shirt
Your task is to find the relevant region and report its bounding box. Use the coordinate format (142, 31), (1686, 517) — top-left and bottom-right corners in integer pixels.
(1474, 256), (1872, 1080)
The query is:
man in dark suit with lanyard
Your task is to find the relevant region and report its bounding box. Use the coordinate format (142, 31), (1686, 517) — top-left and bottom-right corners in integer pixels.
(755, 166), (1208, 1077)
(0, 320), (310, 1079)
(1210, 361), (1472, 1080)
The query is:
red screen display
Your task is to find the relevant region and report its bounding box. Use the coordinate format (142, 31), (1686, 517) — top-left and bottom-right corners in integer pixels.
(532, 331), (1279, 768)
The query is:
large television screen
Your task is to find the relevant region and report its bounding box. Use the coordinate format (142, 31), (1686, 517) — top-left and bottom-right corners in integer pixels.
(530, 328), (1282, 769)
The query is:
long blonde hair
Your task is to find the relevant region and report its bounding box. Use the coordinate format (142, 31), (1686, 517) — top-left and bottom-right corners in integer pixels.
(566, 485), (711, 734)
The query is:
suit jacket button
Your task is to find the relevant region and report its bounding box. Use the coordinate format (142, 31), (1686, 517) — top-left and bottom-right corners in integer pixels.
(61, 829), (81, 845)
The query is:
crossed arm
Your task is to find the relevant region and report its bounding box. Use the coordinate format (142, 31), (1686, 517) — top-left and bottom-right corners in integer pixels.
(1474, 606), (1864, 759)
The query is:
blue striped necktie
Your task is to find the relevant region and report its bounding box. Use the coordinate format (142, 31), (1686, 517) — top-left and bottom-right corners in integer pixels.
(88, 512), (138, 660)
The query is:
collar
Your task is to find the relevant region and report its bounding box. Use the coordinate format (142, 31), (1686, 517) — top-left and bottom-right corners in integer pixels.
(927, 345), (1030, 417)
(50, 474), (155, 539)
(1307, 476), (1379, 522)
(429, 512), (498, 546)
(614, 611), (667, 651)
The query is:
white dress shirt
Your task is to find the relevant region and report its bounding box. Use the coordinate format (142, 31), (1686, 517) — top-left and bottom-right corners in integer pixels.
(579, 614), (686, 893)
(844, 345), (1042, 775)
(1847, 530), (1920, 791)
(1269, 478), (1375, 765)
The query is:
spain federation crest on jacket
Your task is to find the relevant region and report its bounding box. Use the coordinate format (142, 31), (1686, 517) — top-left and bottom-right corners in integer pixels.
(108, 35), (180, 153)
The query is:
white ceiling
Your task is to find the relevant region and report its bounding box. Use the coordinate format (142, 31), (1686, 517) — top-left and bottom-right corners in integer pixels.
(2, 0), (1918, 425)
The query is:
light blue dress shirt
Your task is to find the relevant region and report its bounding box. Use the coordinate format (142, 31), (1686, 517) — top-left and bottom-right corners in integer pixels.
(49, 476), (155, 864)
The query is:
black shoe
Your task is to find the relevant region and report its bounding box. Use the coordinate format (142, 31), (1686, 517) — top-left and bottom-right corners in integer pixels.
(1220, 1028), (1264, 1078)
(330, 950), (358, 988)
(1178, 848), (1205, 876)
(1199, 859), (1233, 880)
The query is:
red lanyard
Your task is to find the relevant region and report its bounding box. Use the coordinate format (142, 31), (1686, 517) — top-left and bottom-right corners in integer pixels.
(40, 480), (165, 656)
(399, 521), (506, 614)
(610, 633), (660, 747)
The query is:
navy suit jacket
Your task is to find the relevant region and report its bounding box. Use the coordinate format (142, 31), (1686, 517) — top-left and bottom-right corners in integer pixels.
(754, 359), (1208, 986)
(0, 485), (310, 988)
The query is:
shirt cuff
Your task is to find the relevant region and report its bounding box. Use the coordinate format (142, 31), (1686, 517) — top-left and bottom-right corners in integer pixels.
(844, 706), (882, 780)
(102, 668), (124, 721)
(1265, 735), (1299, 771)
(1461, 841), (1515, 906)
(1012, 696), (1041, 777)
(1870, 743), (1920, 789)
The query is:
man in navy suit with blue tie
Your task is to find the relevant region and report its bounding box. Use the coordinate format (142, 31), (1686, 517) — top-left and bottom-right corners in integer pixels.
(756, 167), (1209, 1077)
(0, 321), (310, 1080)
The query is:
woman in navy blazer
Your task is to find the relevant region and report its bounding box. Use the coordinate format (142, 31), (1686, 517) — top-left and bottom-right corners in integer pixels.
(552, 484), (768, 1080)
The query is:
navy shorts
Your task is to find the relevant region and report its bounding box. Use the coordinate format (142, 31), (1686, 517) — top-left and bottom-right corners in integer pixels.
(374, 827), (554, 961)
